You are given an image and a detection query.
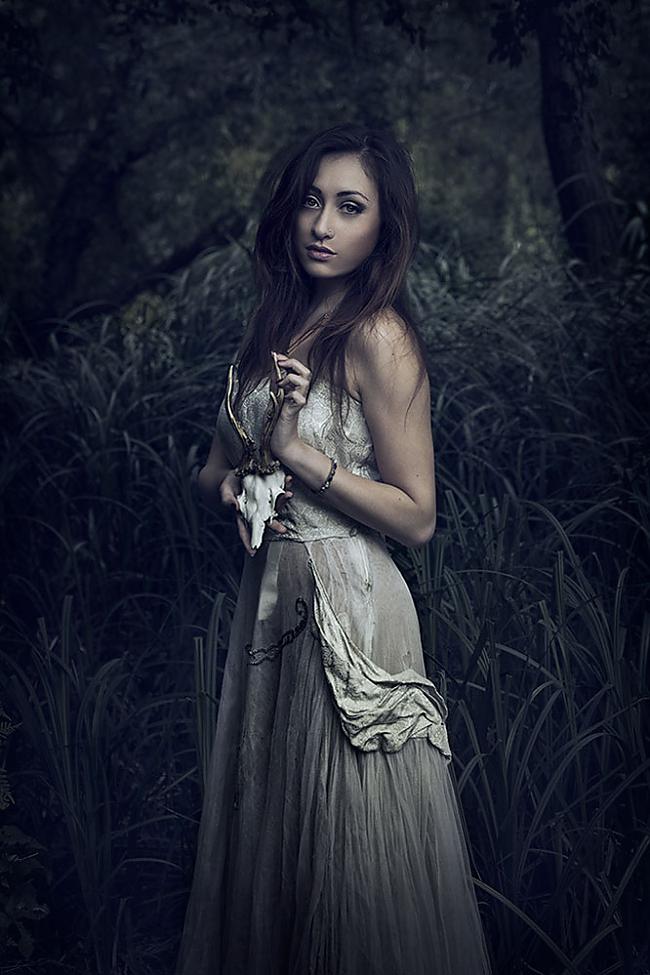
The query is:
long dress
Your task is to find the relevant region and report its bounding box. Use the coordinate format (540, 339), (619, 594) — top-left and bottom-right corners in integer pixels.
(175, 369), (493, 975)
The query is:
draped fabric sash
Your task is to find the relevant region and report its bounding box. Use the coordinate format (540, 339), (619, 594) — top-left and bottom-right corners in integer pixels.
(307, 555), (452, 759)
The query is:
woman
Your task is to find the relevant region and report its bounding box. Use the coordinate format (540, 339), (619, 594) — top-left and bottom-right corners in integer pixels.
(176, 123), (492, 975)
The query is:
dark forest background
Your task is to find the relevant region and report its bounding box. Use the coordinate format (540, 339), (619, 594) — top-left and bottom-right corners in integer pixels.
(1, 1), (649, 973)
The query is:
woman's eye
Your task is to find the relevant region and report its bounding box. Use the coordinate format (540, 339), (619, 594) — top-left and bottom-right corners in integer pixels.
(302, 197), (362, 214)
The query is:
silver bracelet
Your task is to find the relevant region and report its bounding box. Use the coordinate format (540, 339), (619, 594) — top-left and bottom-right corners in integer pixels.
(314, 456), (337, 494)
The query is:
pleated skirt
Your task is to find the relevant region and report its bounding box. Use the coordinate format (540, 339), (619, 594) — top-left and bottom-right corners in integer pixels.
(175, 532), (492, 975)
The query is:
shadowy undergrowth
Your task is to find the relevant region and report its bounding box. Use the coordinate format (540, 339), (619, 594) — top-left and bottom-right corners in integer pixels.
(1, 242), (648, 974)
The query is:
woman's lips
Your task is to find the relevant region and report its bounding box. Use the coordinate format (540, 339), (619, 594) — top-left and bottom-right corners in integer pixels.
(307, 248), (335, 261)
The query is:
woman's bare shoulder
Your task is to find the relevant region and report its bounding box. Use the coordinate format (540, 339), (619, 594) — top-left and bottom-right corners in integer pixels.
(346, 307), (420, 401)
(350, 307), (419, 371)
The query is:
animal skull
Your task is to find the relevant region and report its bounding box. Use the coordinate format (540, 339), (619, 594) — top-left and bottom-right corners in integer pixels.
(236, 468), (287, 550)
(225, 355), (288, 550)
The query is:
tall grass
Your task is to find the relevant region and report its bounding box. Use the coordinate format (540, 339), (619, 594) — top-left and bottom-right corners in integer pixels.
(1, 241), (648, 973)
(403, 500), (649, 974)
(1, 244), (250, 972)
(399, 251), (650, 974)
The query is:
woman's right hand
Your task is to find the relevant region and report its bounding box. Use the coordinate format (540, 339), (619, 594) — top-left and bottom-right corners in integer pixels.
(219, 469), (255, 557)
(219, 470), (294, 557)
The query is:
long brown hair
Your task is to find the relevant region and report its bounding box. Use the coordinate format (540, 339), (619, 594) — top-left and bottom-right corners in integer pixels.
(234, 123), (426, 421)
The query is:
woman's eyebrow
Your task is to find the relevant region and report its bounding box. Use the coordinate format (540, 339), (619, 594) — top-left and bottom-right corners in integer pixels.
(308, 184), (370, 202)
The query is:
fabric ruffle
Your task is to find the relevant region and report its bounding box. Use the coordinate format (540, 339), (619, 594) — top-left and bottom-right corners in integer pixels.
(308, 553), (451, 757)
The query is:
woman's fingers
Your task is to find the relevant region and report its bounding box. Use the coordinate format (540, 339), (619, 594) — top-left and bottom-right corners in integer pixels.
(223, 485), (253, 556)
(273, 353), (311, 378)
(221, 488), (236, 508)
(278, 372), (307, 390)
(276, 489), (293, 508)
(235, 509), (255, 556)
(219, 471), (240, 507)
(275, 492), (294, 520)
(273, 353), (311, 409)
(218, 470), (255, 557)
(271, 472), (294, 533)
(278, 374), (309, 402)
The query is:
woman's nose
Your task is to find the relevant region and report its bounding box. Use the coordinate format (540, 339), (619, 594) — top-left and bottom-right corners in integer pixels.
(312, 206), (333, 238)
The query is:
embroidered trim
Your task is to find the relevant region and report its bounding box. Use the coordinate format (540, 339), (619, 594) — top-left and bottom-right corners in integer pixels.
(245, 597), (309, 665)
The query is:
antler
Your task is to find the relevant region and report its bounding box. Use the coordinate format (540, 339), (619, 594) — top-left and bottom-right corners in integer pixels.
(225, 363), (257, 476)
(259, 352), (285, 472)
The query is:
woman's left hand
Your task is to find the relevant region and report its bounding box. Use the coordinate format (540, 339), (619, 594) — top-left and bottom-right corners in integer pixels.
(270, 352), (311, 463)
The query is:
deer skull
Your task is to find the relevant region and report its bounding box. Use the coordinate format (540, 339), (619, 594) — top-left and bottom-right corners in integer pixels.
(225, 355), (288, 550)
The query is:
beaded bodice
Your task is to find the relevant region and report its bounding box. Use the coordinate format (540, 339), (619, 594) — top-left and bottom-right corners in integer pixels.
(216, 369), (382, 542)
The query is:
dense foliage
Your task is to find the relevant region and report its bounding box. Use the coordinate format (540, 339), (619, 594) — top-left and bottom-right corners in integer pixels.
(1, 240), (649, 973)
(1, 1), (649, 972)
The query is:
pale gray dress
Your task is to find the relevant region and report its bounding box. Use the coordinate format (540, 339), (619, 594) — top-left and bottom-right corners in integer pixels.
(175, 370), (493, 975)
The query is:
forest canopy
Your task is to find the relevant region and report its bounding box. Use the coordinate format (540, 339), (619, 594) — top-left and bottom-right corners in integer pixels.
(1, 0), (648, 338)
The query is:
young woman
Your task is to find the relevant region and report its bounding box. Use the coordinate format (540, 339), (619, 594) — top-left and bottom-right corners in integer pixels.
(176, 123), (492, 975)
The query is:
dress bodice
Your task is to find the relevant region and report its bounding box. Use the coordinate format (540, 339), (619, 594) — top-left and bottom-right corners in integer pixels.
(216, 369), (382, 542)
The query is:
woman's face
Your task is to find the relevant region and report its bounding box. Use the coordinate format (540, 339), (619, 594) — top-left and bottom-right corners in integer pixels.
(293, 152), (382, 288)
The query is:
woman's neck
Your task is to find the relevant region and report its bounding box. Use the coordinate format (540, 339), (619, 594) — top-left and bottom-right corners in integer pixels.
(309, 280), (348, 317)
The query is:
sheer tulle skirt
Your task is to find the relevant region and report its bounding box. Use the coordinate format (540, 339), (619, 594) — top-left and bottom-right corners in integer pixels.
(175, 535), (492, 975)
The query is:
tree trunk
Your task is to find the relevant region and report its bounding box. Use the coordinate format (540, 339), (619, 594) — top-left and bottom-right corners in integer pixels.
(536, 7), (620, 270)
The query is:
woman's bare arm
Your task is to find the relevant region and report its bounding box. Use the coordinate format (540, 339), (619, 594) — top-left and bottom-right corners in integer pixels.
(197, 428), (233, 510)
(271, 311), (436, 548)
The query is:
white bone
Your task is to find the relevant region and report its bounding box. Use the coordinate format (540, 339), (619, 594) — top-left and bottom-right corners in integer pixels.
(236, 468), (287, 550)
